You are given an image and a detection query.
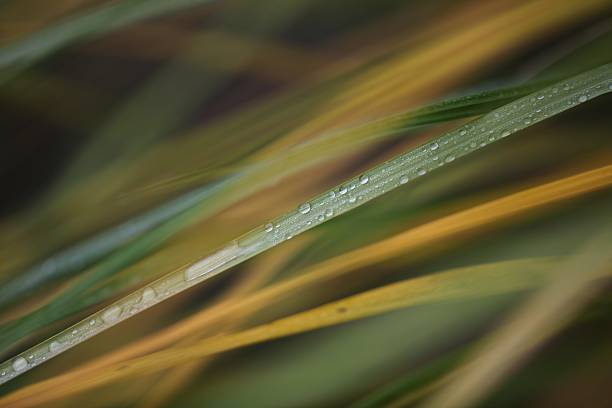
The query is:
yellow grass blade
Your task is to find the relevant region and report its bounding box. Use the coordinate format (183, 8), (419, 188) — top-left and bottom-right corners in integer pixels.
(0, 258), (561, 407)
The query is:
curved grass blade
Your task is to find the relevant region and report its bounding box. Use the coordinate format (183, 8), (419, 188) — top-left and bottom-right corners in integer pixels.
(6, 162), (612, 397)
(0, 0), (218, 85)
(423, 227), (612, 408)
(0, 80), (549, 311)
(0, 258), (562, 406)
(0, 63), (610, 385)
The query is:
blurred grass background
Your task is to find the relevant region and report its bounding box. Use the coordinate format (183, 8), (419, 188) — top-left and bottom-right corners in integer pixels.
(0, 0), (612, 407)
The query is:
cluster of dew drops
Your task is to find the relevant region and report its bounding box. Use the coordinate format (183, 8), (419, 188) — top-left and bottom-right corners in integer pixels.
(1, 285), (159, 382)
(258, 77), (612, 248)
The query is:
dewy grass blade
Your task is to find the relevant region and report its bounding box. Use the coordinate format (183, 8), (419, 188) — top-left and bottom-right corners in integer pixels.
(0, 79), (546, 310)
(1, 63), (610, 385)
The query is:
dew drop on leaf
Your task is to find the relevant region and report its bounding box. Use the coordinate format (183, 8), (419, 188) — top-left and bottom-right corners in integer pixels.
(102, 305), (121, 323)
(12, 357), (27, 372)
(298, 202), (311, 214)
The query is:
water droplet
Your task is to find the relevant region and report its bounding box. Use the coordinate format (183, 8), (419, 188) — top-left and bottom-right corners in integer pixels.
(429, 142), (439, 151)
(501, 130), (511, 138)
(12, 357), (27, 372)
(470, 141), (477, 148)
(537, 95), (545, 100)
(89, 319), (96, 326)
(488, 135), (495, 142)
(142, 287), (156, 303)
(608, 83), (612, 90)
(72, 329), (78, 335)
(339, 186), (348, 195)
(524, 118), (532, 125)
(349, 183), (356, 191)
(317, 214), (325, 222)
(185, 243), (241, 281)
(563, 83), (570, 91)
(578, 95), (587, 103)
(329, 191), (336, 199)
(49, 341), (62, 353)
(399, 175), (409, 185)
(348, 196), (357, 203)
(285, 234), (293, 240)
(359, 174), (369, 185)
(444, 155), (455, 163)
(102, 305), (122, 323)
(298, 202), (311, 214)
(432, 156), (439, 161)
(264, 223), (273, 233)
(460, 129), (467, 136)
(325, 208), (333, 217)
(417, 168), (427, 176)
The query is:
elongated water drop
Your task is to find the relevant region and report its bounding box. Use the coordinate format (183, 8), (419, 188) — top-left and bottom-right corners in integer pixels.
(417, 168), (427, 176)
(142, 287), (156, 303)
(444, 155), (455, 163)
(185, 243), (240, 281)
(578, 95), (588, 103)
(49, 341), (62, 353)
(399, 175), (409, 185)
(298, 202), (311, 214)
(430, 142), (439, 151)
(102, 305), (121, 323)
(359, 174), (369, 185)
(325, 208), (333, 217)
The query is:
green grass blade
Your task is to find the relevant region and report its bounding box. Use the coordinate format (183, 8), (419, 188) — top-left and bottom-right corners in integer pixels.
(0, 63), (610, 384)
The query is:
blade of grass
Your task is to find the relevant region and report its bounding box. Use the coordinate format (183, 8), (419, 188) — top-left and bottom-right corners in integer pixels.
(1, 62), (611, 384)
(0, 0), (218, 84)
